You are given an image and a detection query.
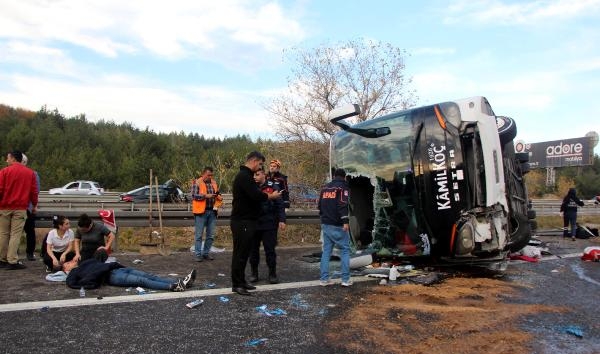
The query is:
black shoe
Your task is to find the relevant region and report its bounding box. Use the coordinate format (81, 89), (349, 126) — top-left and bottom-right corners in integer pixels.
(249, 266), (259, 283)
(0, 261), (8, 268)
(183, 269), (197, 288)
(6, 261), (26, 270)
(26, 254), (36, 261)
(232, 287), (251, 296)
(242, 283), (256, 290)
(268, 274), (279, 284)
(202, 254), (214, 260)
(268, 268), (278, 284)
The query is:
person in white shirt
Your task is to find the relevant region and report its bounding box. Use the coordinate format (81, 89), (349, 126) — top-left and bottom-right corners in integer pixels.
(43, 215), (75, 272)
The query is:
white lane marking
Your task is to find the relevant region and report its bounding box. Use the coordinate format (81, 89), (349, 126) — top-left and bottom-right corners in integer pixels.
(0, 253), (586, 313)
(570, 263), (600, 287)
(0, 277), (374, 313)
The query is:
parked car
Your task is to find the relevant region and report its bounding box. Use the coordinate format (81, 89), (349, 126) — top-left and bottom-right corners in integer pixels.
(48, 181), (104, 195)
(120, 180), (187, 203)
(288, 184), (319, 208)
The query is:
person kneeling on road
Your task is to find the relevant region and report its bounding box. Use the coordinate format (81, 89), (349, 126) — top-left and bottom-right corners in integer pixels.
(66, 249), (196, 292)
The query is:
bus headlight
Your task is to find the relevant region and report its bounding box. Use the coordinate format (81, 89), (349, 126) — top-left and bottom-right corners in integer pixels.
(456, 223), (475, 255)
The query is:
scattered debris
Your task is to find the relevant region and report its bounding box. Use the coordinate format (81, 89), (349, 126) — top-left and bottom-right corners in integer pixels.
(40, 306), (49, 312)
(205, 283), (216, 288)
(565, 325), (584, 338)
(290, 293), (309, 310)
(245, 338), (268, 347)
(581, 246), (600, 262)
(256, 305), (287, 316)
(45, 271), (67, 282)
(186, 299), (204, 308)
(132, 259), (144, 264)
(136, 287), (147, 294)
(218, 296), (230, 303)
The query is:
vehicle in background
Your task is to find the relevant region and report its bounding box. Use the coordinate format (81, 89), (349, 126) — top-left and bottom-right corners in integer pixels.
(48, 181), (104, 195)
(288, 184), (319, 208)
(328, 96), (534, 269)
(119, 179), (187, 203)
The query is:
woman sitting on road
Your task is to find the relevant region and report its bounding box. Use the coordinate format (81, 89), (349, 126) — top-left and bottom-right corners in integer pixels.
(66, 249), (196, 292)
(73, 213), (115, 262)
(43, 215), (75, 272)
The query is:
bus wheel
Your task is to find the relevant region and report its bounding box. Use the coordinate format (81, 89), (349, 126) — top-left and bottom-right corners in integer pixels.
(496, 116), (517, 145)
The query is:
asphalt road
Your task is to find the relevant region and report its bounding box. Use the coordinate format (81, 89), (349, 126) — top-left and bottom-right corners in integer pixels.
(0, 237), (599, 353)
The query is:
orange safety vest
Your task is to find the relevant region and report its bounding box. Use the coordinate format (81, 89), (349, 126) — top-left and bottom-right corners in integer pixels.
(192, 179), (223, 214)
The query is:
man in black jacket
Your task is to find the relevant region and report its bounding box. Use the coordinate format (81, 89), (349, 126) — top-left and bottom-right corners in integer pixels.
(248, 168), (286, 284)
(318, 168), (352, 287)
(560, 188), (585, 241)
(230, 151), (282, 295)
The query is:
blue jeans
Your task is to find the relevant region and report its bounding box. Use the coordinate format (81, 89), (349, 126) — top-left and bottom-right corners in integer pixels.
(109, 268), (176, 290)
(320, 224), (351, 283)
(194, 211), (216, 257)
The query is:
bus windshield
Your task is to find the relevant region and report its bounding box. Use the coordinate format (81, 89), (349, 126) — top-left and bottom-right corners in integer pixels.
(331, 111), (415, 181)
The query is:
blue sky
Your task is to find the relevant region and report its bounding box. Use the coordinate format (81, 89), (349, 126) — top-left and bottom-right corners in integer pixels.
(0, 0), (598, 155)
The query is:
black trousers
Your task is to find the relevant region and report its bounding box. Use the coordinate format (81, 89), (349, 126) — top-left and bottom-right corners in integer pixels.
(250, 228), (278, 269)
(230, 219), (257, 288)
(43, 251), (75, 271)
(24, 210), (36, 256)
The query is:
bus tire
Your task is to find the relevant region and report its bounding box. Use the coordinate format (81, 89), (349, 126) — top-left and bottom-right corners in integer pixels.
(496, 116), (517, 145)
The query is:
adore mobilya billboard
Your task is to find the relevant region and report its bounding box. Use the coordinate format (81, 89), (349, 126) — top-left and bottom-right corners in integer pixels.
(514, 136), (593, 168)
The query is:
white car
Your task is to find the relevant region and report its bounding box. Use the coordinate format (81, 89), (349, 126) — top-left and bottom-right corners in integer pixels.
(48, 181), (105, 195)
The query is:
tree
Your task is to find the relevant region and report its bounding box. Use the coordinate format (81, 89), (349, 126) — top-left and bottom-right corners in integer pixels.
(265, 38), (417, 144)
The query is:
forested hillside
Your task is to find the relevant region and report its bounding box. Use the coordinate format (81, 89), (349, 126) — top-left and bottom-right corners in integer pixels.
(0, 104), (275, 192)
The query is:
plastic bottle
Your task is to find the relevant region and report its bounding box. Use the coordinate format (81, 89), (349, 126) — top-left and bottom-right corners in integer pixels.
(389, 266), (398, 281)
(79, 287), (86, 297)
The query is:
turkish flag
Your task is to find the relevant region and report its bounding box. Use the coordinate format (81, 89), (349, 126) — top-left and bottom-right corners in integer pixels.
(98, 209), (117, 233)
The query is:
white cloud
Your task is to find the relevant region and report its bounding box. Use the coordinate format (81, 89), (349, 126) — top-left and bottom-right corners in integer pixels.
(0, 1), (305, 60)
(444, 0), (600, 25)
(0, 74), (274, 138)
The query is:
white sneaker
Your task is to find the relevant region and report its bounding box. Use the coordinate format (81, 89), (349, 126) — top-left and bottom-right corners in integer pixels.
(341, 281), (353, 287)
(182, 269), (196, 288)
(171, 279), (186, 292)
(319, 280), (333, 286)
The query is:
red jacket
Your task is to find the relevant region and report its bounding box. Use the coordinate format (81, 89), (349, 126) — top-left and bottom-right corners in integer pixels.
(0, 163), (38, 210)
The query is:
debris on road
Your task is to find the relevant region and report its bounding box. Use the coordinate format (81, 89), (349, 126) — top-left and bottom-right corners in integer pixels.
(256, 305), (287, 316)
(289, 293), (309, 310)
(565, 325), (584, 338)
(245, 338), (268, 347)
(185, 299), (204, 309)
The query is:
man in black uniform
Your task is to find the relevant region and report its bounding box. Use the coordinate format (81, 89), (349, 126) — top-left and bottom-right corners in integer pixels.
(267, 159), (290, 208)
(249, 168), (286, 284)
(230, 151), (282, 295)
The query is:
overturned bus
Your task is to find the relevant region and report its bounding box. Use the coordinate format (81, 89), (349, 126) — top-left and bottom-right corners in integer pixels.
(329, 96), (534, 269)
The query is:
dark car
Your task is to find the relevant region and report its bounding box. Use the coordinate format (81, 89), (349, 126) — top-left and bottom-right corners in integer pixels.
(288, 184), (319, 208)
(120, 180), (187, 203)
